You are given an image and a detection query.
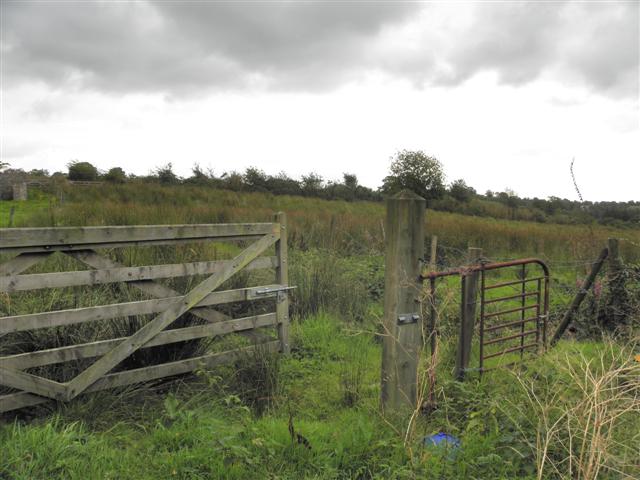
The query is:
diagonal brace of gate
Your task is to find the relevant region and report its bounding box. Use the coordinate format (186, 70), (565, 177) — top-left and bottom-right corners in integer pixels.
(64, 231), (279, 400)
(0, 252), (68, 400)
(0, 231), (279, 402)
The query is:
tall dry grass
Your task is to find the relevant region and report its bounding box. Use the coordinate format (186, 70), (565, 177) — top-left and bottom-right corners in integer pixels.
(501, 340), (640, 479)
(17, 183), (640, 261)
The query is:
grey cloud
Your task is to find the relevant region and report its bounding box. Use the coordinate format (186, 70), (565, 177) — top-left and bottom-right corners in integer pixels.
(434, 2), (638, 98)
(1, 1), (417, 94)
(1, 2), (250, 92)
(1, 1), (637, 98)
(566, 4), (639, 97)
(441, 3), (567, 86)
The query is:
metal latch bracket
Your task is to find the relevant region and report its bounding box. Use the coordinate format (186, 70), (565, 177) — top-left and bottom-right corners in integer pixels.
(248, 285), (296, 301)
(397, 313), (420, 325)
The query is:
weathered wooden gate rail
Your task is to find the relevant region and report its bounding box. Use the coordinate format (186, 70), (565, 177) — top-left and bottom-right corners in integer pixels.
(0, 215), (290, 413)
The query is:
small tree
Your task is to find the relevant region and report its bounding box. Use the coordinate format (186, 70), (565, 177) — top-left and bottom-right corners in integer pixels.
(28, 169), (49, 177)
(191, 163), (207, 181)
(301, 172), (323, 196)
(220, 171), (244, 191)
(104, 167), (127, 183)
(381, 150), (445, 201)
(333, 173), (359, 201)
(449, 179), (476, 202)
(343, 173), (358, 190)
(267, 171), (301, 196)
(497, 188), (520, 219)
(244, 167), (269, 191)
(67, 161), (99, 181)
(154, 163), (179, 185)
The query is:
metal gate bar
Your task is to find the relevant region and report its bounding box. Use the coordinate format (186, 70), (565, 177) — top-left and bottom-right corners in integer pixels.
(483, 329), (537, 346)
(483, 342), (538, 360)
(483, 292), (538, 304)
(484, 276), (545, 289)
(484, 317), (538, 332)
(479, 259), (549, 373)
(483, 304), (539, 318)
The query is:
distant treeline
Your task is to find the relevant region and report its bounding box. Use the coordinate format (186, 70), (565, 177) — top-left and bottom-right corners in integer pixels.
(3, 157), (639, 228)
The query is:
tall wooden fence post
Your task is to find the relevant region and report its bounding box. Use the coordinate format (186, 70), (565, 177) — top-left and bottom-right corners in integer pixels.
(275, 212), (290, 354)
(381, 190), (426, 412)
(455, 247), (483, 380)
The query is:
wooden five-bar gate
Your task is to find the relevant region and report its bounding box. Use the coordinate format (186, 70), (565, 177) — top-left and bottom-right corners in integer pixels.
(0, 214), (291, 413)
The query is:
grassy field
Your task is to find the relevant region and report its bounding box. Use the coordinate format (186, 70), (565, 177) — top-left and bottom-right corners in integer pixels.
(1, 185), (639, 479)
(0, 189), (51, 228)
(1, 315), (638, 479)
(5, 183), (640, 260)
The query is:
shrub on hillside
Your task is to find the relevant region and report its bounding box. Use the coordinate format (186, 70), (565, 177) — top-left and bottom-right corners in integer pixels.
(103, 167), (127, 183)
(154, 163), (180, 185)
(449, 178), (476, 202)
(67, 161), (99, 181)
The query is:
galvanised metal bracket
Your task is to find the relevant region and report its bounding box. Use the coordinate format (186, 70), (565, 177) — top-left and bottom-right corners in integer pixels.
(397, 313), (420, 325)
(248, 285), (296, 302)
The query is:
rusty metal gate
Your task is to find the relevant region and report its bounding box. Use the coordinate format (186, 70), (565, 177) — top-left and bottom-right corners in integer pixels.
(421, 257), (550, 377)
(478, 259), (549, 374)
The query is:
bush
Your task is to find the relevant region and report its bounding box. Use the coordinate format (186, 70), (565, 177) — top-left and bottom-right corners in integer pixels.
(154, 163), (180, 185)
(67, 161), (98, 181)
(449, 179), (476, 202)
(103, 167), (127, 183)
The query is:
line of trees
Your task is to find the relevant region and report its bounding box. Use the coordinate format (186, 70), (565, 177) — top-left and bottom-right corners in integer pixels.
(2, 153), (639, 227)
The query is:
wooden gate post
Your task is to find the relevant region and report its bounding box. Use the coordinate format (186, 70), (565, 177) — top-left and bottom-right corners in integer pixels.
(275, 212), (290, 354)
(455, 247), (483, 380)
(381, 190), (426, 412)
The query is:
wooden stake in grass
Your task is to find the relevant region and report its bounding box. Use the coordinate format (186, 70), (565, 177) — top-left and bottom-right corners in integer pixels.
(603, 237), (629, 332)
(551, 247), (608, 345)
(455, 247), (482, 380)
(428, 235), (438, 272)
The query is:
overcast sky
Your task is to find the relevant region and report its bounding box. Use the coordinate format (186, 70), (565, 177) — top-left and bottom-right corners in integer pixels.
(1, 1), (638, 201)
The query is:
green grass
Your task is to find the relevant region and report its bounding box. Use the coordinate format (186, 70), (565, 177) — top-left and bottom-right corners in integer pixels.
(2, 314), (638, 479)
(1, 185), (639, 479)
(0, 193), (51, 228)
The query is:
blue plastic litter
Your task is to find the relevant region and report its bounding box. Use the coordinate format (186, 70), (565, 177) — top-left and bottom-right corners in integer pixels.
(423, 432), (460, 451)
